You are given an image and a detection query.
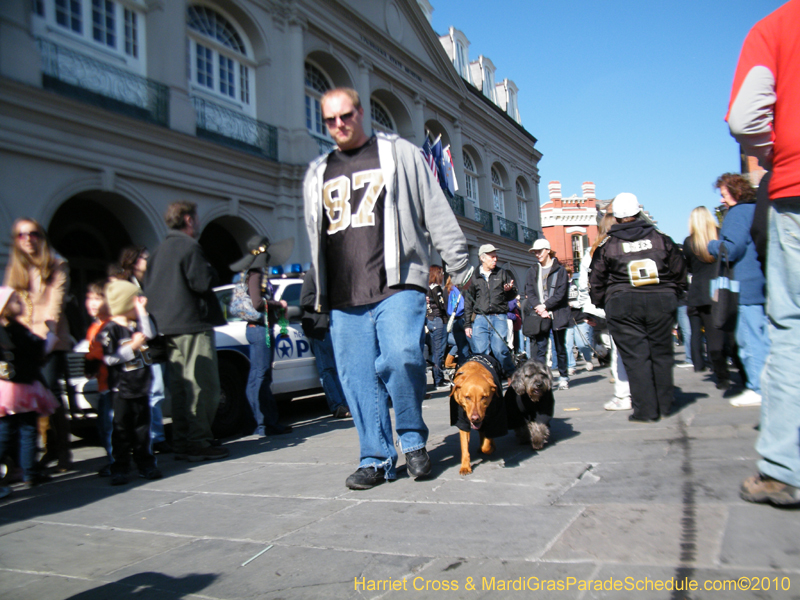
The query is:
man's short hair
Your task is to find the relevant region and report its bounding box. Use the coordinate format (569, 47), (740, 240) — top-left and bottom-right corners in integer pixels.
(164, 201), (197, 230)
(320, 87), (362, 111)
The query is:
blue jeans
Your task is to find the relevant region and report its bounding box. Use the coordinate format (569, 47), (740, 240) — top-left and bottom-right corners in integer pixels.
(563, 322), (594, 369)
(447, 316), (471, 365)
(330, 290), (428, 479)
(245, 324), (279, 435)
(0, 411), (38, 483)
(427, 317), (447, 386)
(149, 362), (166, 444)
(756, 201), (800, 487)
(677, 305), (692, 363)
(736, 304), (770, 394)
(96, 390), (113, 462)
(310, 331), (348, 413)
(469, 313), (516, 376)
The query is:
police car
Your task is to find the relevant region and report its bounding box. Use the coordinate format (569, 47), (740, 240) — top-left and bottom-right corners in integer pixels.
(211, 275), (321, 436)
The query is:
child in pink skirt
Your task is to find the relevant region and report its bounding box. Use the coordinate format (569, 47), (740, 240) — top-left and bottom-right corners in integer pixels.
(0, 286), (60, 498)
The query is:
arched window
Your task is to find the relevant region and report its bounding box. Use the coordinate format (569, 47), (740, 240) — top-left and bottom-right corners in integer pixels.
(516, 180), (527, 224)
(491, 167), (504, 216)
(463, 150), (479, 207)
(305, 61), (332, 141)
(370, 98), (395, 133)
(187, 5), (254, 113)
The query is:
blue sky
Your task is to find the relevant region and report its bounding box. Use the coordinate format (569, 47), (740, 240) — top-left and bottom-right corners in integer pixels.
(429, 0), (784, 241)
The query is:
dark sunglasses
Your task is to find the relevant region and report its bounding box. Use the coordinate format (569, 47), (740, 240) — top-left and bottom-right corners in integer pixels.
(17, 231), (41, 240)
(323, 111), (356, 127)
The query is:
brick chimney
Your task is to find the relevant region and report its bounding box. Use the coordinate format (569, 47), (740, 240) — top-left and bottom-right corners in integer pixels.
(582, 181), (596, 199)
(548, 181), (561, 201)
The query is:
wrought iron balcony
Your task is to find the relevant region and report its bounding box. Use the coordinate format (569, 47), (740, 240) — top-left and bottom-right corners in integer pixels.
(311, 133), (336, 155)
(522, 226), (537, 245)
(38, 39), (168, 126)
(498, 216), (518, 241)
(474, 207), (493, 233)
(193, 97), (278, 160)
(448, 194), (465, 217)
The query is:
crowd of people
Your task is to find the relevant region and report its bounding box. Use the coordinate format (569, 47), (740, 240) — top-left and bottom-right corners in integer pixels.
(2, 1), (798, 509)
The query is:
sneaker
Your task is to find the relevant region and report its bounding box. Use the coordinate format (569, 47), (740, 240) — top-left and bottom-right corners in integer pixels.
(675, 361), (694, 369)
(139, 467), (163, 480)
(110, 473), (129, 486)
(740, 473), (800, 507)
(405, 448), (432, 479)
(604, 397), (632, 411)
(186, 445), (230, 462)
(346, 466), (386, 490)
(729, 389), (762, 407)
(558, 378), (569, 391)
(332, 405), (351, 419)
(584, 361), (594, 372)
(567, 368), (576, 376)
(435, 383), (451, 392)
(24, 473), (52, 488)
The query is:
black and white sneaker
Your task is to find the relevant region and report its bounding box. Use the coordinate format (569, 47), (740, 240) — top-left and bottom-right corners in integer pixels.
(405, 448), (432, 479)
(345, 466), (386, 490)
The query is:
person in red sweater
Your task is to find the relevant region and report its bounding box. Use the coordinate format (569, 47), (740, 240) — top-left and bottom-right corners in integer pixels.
(727, 0), (800, 507)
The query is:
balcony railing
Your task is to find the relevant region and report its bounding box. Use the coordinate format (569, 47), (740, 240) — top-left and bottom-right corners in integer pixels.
(38, 39), (168, 126)
(448, 194), (465, 217)
(311, 133), (336, 155)
(474, 207), (493, 233)
(498, 216), (518, 241)
(193, 97), (278, 160)
(522, 226), (537, 245)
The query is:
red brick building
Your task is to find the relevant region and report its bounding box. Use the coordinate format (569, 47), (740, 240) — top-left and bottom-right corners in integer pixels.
(540, 181), (600, 272)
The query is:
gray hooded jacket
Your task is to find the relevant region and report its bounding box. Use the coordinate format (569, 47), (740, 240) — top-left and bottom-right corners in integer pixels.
(303, 132), (471, 311)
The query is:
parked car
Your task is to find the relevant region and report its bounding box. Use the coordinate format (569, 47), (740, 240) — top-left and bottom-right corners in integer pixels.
(212, 277), (321, 436)
(62, 276), (321, 438)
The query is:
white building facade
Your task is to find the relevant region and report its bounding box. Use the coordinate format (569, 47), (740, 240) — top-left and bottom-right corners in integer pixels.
(0, 0), (542, 292)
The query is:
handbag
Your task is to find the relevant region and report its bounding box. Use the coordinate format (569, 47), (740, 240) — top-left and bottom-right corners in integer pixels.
(710, 244), (739, 332)
(228, 274), (262, 322)
(521, 298), (552, 337)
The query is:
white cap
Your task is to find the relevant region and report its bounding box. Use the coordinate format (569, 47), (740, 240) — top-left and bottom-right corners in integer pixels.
(529, 238), (551, 252)
(478, 244), (498, 256)
(612, 193), (640, 218)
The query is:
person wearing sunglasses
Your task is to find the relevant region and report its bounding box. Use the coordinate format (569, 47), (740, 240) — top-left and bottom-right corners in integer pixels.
(303, 87), (472, 490)
(4, 218), (73, 472)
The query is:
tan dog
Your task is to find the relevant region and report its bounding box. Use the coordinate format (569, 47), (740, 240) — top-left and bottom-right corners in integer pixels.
(450, 360), (499, 475)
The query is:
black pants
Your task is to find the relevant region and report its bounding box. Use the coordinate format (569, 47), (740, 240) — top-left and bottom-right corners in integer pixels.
(607, 292), (677, 419)
(111, 394), (155, 475)
(689, 305), (730, 383)
(532, 328), (568, 379)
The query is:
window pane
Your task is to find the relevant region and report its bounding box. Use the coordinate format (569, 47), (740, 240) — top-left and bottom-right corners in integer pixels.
(220, 56), (235, 98)
(56, 0), (82, 33)
(304, 63), (331, 94)
(34, 0), (45, 16)
(462, 150), (474, 172)
(371, 100), (394, 132)
(92, 0), (115, 48)
(196, 44), (214, 89)
(124, 9), (138, 58)
(493, 187), (503, 215)
(240, 65), (250, 104)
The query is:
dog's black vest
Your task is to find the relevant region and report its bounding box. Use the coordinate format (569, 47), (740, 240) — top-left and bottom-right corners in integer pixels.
(450, 354), (508, 438)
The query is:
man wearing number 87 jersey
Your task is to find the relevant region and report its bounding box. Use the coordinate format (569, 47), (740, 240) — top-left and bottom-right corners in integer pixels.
(303, 87), (472, 489)
(589, 193), (687, 422)
(99, 280), (161, 485)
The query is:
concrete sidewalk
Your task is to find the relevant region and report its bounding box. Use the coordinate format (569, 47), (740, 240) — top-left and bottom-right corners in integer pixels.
(1, 350), (798, 599)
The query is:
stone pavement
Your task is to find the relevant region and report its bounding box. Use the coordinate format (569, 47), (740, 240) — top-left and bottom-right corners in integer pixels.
(1, 349), (799, 600)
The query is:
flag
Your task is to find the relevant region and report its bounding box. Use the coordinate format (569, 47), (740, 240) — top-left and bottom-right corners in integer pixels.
(421, 136), (439, 183)
(443, 145), (458, 196)
(430, 136), (452, 197)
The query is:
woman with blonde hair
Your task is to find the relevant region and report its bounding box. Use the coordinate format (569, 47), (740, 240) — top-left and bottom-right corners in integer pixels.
(683, 207), (732, 388)
(4, 218), (72, 471)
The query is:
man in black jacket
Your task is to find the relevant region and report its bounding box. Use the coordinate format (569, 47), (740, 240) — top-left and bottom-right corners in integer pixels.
(589, 193), (687, 422)
(144, 201), (228, 461)
(464, 244), (517, 377)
